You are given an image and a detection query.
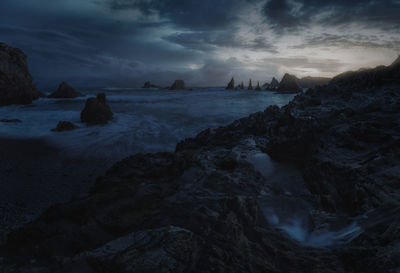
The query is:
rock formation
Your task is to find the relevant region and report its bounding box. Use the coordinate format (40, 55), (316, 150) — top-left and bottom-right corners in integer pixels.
(169, 80), (185, 90)
(255, 81), (261, 91)
(277, 73), (302, 93)
(51, 121), (79, 132)
(226, 77), (235, 89)
(298, 76), (331, 88)
(248, 79), (253, 90)
(3, 57), (400, 273)
(80, 93), (113, 125)
(269, 77), (279, 90)
(48, 81), (83, 98)
(0, 42), (43, 106)
(142, 81), (160, 88)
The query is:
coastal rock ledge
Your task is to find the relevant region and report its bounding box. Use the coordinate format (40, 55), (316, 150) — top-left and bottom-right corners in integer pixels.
(0, 42), (42, 106)
(2, 57), (400, 273)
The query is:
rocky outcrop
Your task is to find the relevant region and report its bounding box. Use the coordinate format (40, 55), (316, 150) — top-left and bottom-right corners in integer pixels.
(0, 42), (43, 106)
(51, 121), (79, 132)
(3, 57), (400, 273)
(226, 77), (235, 89)
(48, 81), (83, 98)
(248, 79), (253, 90)
(298, 76), (331, 88)
(255, 82), (261, 91)
(264, 77), (279, 90)
(169, 80), (185, 90)
(80, 93), (113, 125)
(277, 73), (302, 93)
(142, 81), (160, 88)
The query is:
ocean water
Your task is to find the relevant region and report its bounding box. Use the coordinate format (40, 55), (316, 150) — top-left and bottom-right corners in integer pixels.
(0, 88), (295, 160)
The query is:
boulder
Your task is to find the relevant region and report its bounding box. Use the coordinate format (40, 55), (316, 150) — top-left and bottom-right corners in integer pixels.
(277, 73), (302, 93)
(51, 121), (79, 132)
(226, 77), (235, 90)
(169, 80), (185, 90)
(80, 93), (113, 125)
(255, 82), (261, 91)
(48, 81), (83, 98)
(0, 42), (43, 106)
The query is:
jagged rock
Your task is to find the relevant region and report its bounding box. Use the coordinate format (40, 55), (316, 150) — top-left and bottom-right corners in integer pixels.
(226, 77), (235, 90)
(48, 81), (83, 98)
(4, 56), (400, 273)
(277, 73), (302, 93)
(51, 121), (79, 132)
(0, 42), (43, 106)
(255, 82), (261, 91)
(169, 80), (185, 90)
(80, 93), (113, 125)
(270, 77), (279, 89)
(248, 79), (253, 90)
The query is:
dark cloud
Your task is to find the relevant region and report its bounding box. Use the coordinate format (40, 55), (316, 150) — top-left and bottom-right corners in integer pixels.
(292, 33), (400, 51)
(163, 31), (278, 53)
(263, 0), (400, 30)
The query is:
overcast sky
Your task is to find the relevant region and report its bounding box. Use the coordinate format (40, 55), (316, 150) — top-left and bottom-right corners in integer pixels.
(1, 0), (399, 88)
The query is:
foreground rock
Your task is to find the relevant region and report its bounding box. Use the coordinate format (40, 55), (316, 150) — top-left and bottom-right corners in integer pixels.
(226, 77), (235, 89)
(169, 80), (185, 90)
(48, 82), (83, 98)
(51, 121), (79, 132)
(3, 57), (400, 272)
(0, 42), (43, 106)
(80, 93), (113, 125)
(277, 73), (302, 93)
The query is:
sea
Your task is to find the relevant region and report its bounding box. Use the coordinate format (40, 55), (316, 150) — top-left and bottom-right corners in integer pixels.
(0, 88), (295, 161)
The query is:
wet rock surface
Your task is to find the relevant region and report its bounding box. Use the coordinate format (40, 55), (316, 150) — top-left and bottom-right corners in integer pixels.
(51, 121), (79, 132)
(0, 42), (42, 106)
(2, 58), (400, 272)
(48, 82), (83, 98)
(80, 93), (113, 125)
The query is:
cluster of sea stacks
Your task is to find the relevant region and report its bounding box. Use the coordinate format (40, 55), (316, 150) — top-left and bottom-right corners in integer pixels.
(226, 74), (331, 93)
(0, 42), (114, 131)
(142, 80), (186, 90)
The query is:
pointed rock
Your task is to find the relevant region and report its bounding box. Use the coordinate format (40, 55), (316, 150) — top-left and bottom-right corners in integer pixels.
(255, 82), (261, 91)
(48, 82), (83, 98)
(277, 74), (302, 93)
(226, 77), (235, 90)
(248, 79), (253, 90)
(81, 93), (113, 125)
(269, 77), (279, 90)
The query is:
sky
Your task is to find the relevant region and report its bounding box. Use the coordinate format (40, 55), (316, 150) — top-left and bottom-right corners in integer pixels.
(0, 0), (399, 88)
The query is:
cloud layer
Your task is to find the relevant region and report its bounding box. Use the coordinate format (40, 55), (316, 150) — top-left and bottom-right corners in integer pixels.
(0, 0), (399, 88)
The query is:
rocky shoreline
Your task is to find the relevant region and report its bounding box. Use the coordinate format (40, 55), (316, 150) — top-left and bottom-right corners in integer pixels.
(1, 56), (399, 272)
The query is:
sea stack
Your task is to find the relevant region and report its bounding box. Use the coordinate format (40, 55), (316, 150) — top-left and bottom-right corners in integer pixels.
(226, 77), (235, 90)
(48, 81), (83, 98)
(255, 82), (261, 91)
(248, 79), (253, 90)
(80, 93), (113, 125)
(0, 42), (43, 106)
(277, 73), (302, 93)
(269, 77), (279, 90)
(169, 80), (185, 90)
